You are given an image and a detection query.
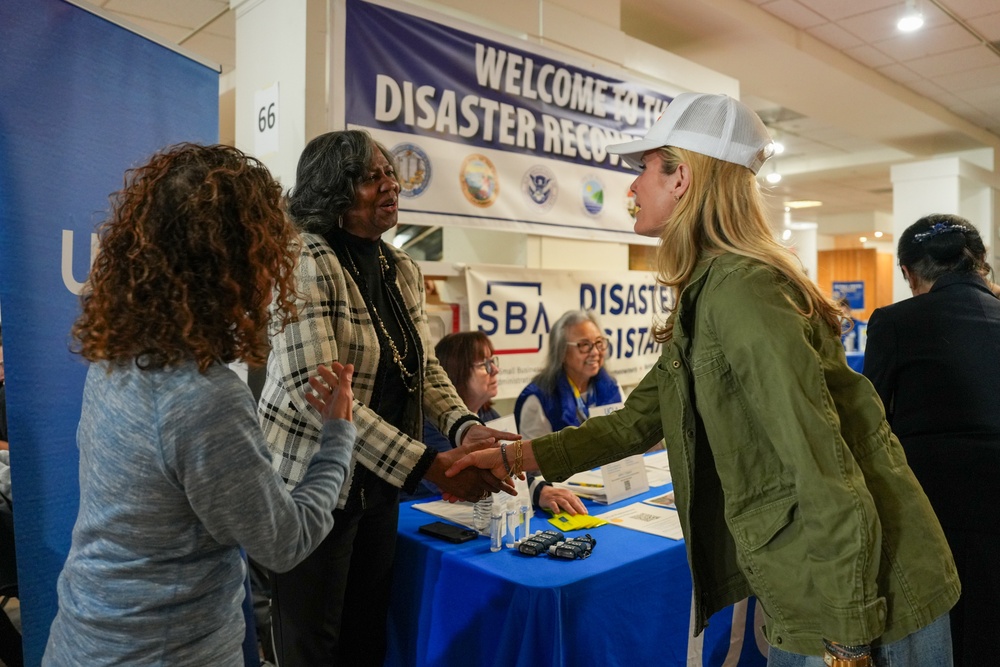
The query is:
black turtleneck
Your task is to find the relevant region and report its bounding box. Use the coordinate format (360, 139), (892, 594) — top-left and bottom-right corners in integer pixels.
(328, 229), (419, 435)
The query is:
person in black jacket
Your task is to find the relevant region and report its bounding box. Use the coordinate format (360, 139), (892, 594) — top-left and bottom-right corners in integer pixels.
(863, 213), (1000, 667)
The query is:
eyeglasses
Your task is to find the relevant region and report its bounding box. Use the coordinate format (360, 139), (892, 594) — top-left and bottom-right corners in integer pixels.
(472, 356), (500, 375)
(567, 337), (609, 354)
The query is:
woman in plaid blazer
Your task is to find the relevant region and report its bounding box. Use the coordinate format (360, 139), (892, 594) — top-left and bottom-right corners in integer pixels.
(258, 130), (514, 666)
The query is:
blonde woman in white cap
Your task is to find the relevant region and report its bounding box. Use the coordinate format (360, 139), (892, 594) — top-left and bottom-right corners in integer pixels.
(446, 93), (959, 667)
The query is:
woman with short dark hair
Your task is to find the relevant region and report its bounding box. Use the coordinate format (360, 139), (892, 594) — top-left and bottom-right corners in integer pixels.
(259, 130), (514, 666)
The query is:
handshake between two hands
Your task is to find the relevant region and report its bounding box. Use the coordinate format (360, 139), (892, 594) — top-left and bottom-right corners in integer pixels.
(434, 425), (525, 503)
(306, 364), (522, 504)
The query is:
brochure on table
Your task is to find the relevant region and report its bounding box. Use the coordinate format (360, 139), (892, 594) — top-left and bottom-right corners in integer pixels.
(600, 502), (684, 539)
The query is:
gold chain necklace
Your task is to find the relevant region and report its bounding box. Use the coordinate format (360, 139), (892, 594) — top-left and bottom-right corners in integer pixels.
(343, 243), (418, 393)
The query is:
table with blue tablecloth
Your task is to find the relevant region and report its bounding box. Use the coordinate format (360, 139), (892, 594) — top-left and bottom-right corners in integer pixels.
(385, 484), (768, 667)
(846, 351), (865, 373)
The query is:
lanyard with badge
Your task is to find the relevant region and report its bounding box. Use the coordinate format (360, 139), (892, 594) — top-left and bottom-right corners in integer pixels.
(567, 377), (590, 423)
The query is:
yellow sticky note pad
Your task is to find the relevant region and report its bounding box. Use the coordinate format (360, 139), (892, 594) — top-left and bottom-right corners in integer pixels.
(546, 512), (608, 531)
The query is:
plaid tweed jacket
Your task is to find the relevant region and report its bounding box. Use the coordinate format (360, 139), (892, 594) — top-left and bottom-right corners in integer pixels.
(258, 233), (477, 507)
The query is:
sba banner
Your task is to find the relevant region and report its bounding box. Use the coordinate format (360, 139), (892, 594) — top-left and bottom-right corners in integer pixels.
(0, 0), (217, 661)
(465, 266), (675, 398)
(340, 0), (679, 244)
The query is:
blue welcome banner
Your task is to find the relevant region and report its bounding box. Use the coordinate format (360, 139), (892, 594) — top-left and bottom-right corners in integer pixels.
(345, 1), (672, 170)
(0, 0), (217, 662)
(340, 0), (675, 244)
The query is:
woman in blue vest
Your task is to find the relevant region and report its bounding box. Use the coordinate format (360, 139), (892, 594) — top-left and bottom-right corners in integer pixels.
(514, 310), (621, 513)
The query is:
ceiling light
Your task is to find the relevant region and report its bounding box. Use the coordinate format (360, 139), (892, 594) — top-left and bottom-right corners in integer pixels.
(874, 231), (884, 238)
(784, 200), (823, 209)
(772, 140), (785, 155)
(860, 236), (868, 243)
(765, 162), (782, 184)
(781, 229), (792, 241)
(897, 0), (924, 32)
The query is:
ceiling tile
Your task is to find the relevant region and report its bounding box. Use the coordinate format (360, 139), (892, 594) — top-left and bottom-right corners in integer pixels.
(876, 61), (923, 83)
(940, 0), (1000, 20)
(967, 10), (1000, 40)
(806, 22), (865, 49)
(796, 0), (898, 22)
(758, 0), (828, 28)
(903, 44), (997, 77)
(844, 44), (895, 68)
(182, 33), (235, 72)
(104, 0), (229, 30)
(906, 77), (950, 98)
(873, 23), (980, 62)
(110, 15), (189, 43)
(952, 85), (1000, 108)
(203, 9), (235, 38)
(934, 62), (1000, 91)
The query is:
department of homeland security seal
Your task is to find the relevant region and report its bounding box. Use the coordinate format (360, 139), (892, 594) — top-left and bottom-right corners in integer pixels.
(391, 142), (431, 198)
(521, 165), (557, 213)
(581, 176), (605, 216)
(460, 154), (499, 207)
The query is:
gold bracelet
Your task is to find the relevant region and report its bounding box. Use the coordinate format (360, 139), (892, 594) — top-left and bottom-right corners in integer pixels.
(824, 654), (872, 667)
(513, 440), (524, 476)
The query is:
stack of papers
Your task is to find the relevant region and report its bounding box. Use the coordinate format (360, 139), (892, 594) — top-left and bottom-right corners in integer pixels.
(599, 501), (683, 539)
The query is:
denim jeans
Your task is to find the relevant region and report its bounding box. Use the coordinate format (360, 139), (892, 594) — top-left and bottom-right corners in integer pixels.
(767, 613), (953, 667)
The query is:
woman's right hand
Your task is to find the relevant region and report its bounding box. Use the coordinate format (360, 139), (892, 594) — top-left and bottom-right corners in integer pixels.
(444, 448), (508, 483)
(305, 362), (354, 422)
(538, 486), (588, 516)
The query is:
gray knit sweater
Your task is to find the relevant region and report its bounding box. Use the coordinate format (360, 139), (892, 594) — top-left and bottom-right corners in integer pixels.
(43, 361), (354, 666)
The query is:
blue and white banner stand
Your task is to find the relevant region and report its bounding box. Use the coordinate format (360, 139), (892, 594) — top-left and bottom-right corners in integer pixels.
(0, 1), (217, 662)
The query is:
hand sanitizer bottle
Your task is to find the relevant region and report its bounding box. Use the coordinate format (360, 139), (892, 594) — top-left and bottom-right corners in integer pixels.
(489, 495), (504, 553)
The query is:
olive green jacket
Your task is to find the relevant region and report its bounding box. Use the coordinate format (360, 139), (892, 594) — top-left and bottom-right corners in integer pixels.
(534, 253), (959, 656)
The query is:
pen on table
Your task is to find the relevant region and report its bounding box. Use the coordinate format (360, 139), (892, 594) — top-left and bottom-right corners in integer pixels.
(572, 482), (604, 488)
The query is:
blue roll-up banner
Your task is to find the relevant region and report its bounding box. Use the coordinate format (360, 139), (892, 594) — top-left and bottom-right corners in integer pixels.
(0, 0), (217, 662)
(339, 0), (679, 245)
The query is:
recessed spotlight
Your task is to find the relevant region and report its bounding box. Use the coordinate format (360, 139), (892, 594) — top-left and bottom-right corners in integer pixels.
(874, 231), (884, 238)
(782, 229), (792, 241)
(860, 236), (868, 243)
(766, 172), (782, 184)
(897, 0), (924, 32)
(784, 200), (823, 209)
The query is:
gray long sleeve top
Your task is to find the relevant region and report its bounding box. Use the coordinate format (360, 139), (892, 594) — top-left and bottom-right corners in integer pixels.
(43, 361), (355, 666)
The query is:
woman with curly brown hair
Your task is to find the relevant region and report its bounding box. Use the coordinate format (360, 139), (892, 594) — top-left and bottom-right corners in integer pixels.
(43, 144), (357, 666)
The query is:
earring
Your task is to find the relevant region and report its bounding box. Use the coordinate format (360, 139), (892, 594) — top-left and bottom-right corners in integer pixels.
(673, 194), (680, 202)
(337, 215), (343, 229)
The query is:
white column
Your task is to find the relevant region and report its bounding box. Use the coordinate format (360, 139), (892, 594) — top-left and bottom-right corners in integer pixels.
(783, 220), (818, 282)
(232, 0), (326, 187)
(891, 156), (999, 303)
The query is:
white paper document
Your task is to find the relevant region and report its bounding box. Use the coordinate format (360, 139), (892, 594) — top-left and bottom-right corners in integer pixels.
(412, 499), (477, 530)
(643, 450), (671, 472)
(598, 502), (684, 539)
(485, 414), (517, 433)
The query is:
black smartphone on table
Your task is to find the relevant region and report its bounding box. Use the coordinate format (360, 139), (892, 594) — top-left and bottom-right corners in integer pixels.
(418, 521), (478, 543)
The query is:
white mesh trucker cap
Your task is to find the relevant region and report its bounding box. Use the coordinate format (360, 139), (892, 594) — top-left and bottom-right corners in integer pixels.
(608, 93), (774, 174)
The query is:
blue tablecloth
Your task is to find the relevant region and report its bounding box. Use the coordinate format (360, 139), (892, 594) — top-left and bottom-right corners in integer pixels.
(846, 351), (865, 373)
(386, 485), (768, 667)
